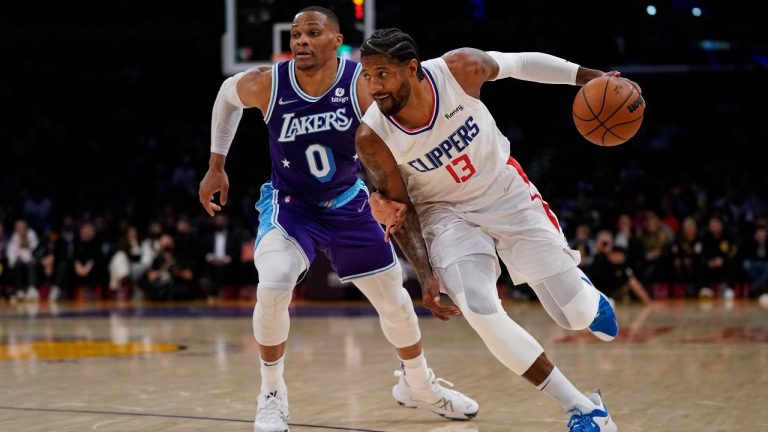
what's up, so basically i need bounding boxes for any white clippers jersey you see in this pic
[363,57,514,213]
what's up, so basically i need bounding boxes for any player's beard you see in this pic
[377,79,411,116]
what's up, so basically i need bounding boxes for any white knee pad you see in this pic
[530,266,599,330]
[437,256,544,376]
[351,262,421,348]
[252,230,307,346]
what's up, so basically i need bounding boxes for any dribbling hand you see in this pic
[199,169,229,217]
[602,70,642,95]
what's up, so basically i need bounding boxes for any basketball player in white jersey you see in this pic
[356,28,641,431]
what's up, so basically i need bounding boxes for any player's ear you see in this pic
[408,59,419,76]
[334,33,343,50]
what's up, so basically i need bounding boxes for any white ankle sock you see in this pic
[260,355,285,392]
[400,353,431,389]
[537,367,595,412]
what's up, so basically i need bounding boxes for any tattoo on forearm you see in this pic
[392,209,433,284]
[357,138,433,284]
[357,151,387,189]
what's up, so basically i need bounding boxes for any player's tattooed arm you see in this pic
[354,123,421,248]
[356,122,460,321]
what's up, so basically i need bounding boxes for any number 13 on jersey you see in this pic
[446,154,476,183]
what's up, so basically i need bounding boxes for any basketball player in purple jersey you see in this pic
[198,7,477,432]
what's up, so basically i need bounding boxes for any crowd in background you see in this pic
[2,1,766,304]
[2,160,768,304]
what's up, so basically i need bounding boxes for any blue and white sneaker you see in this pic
[588,292,618,342]
[567,389,617,432]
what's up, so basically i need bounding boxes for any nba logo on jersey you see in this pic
[332,87,349,104]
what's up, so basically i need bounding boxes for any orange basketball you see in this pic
[572,75,645,146]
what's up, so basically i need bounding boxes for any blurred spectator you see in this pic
[668,217,704,297]
[699,215,738,298]
[108,226,145,300]
[93,216,116,268]
[140,234,196,301]
[55,216,78,293]
[58,216,77,260]
[6,219,39,301]
[613,214,645,272]
[173,217,200,277]
[72,221,106,299]
[124,226,146,281]
[569,224,594,268]
[637,211,673,286]
[588,230,653,305]
[742,223,768,298]
[0,224,9,298]
[33,229,67,302]
[200,214,240,301]
[658,197,681,237]
[140,221,163,270]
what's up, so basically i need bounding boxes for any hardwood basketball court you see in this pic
[1,298,766,431]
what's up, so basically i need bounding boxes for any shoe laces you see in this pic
[566,409,592,432]
[394,370,455,390]
[433,376,455,390]
[257,391,288,424]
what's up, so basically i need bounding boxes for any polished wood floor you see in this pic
[1,297,767,431]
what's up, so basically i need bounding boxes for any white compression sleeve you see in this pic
[210,72,247,156]
[487,51,579,85]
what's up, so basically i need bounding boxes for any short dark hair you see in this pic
[297,6,340,31]
[360,28,425,80]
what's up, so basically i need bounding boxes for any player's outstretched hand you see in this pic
[199,169,229,217]
[369,192,407,242]
[422,276,461,321]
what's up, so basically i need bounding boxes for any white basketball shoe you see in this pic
[567,389,617,432]
[392,369,479,420]
[254,387,289,432]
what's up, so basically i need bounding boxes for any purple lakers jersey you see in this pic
[263,58,363,202]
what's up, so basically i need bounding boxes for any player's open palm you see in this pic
[199,169,229,217]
